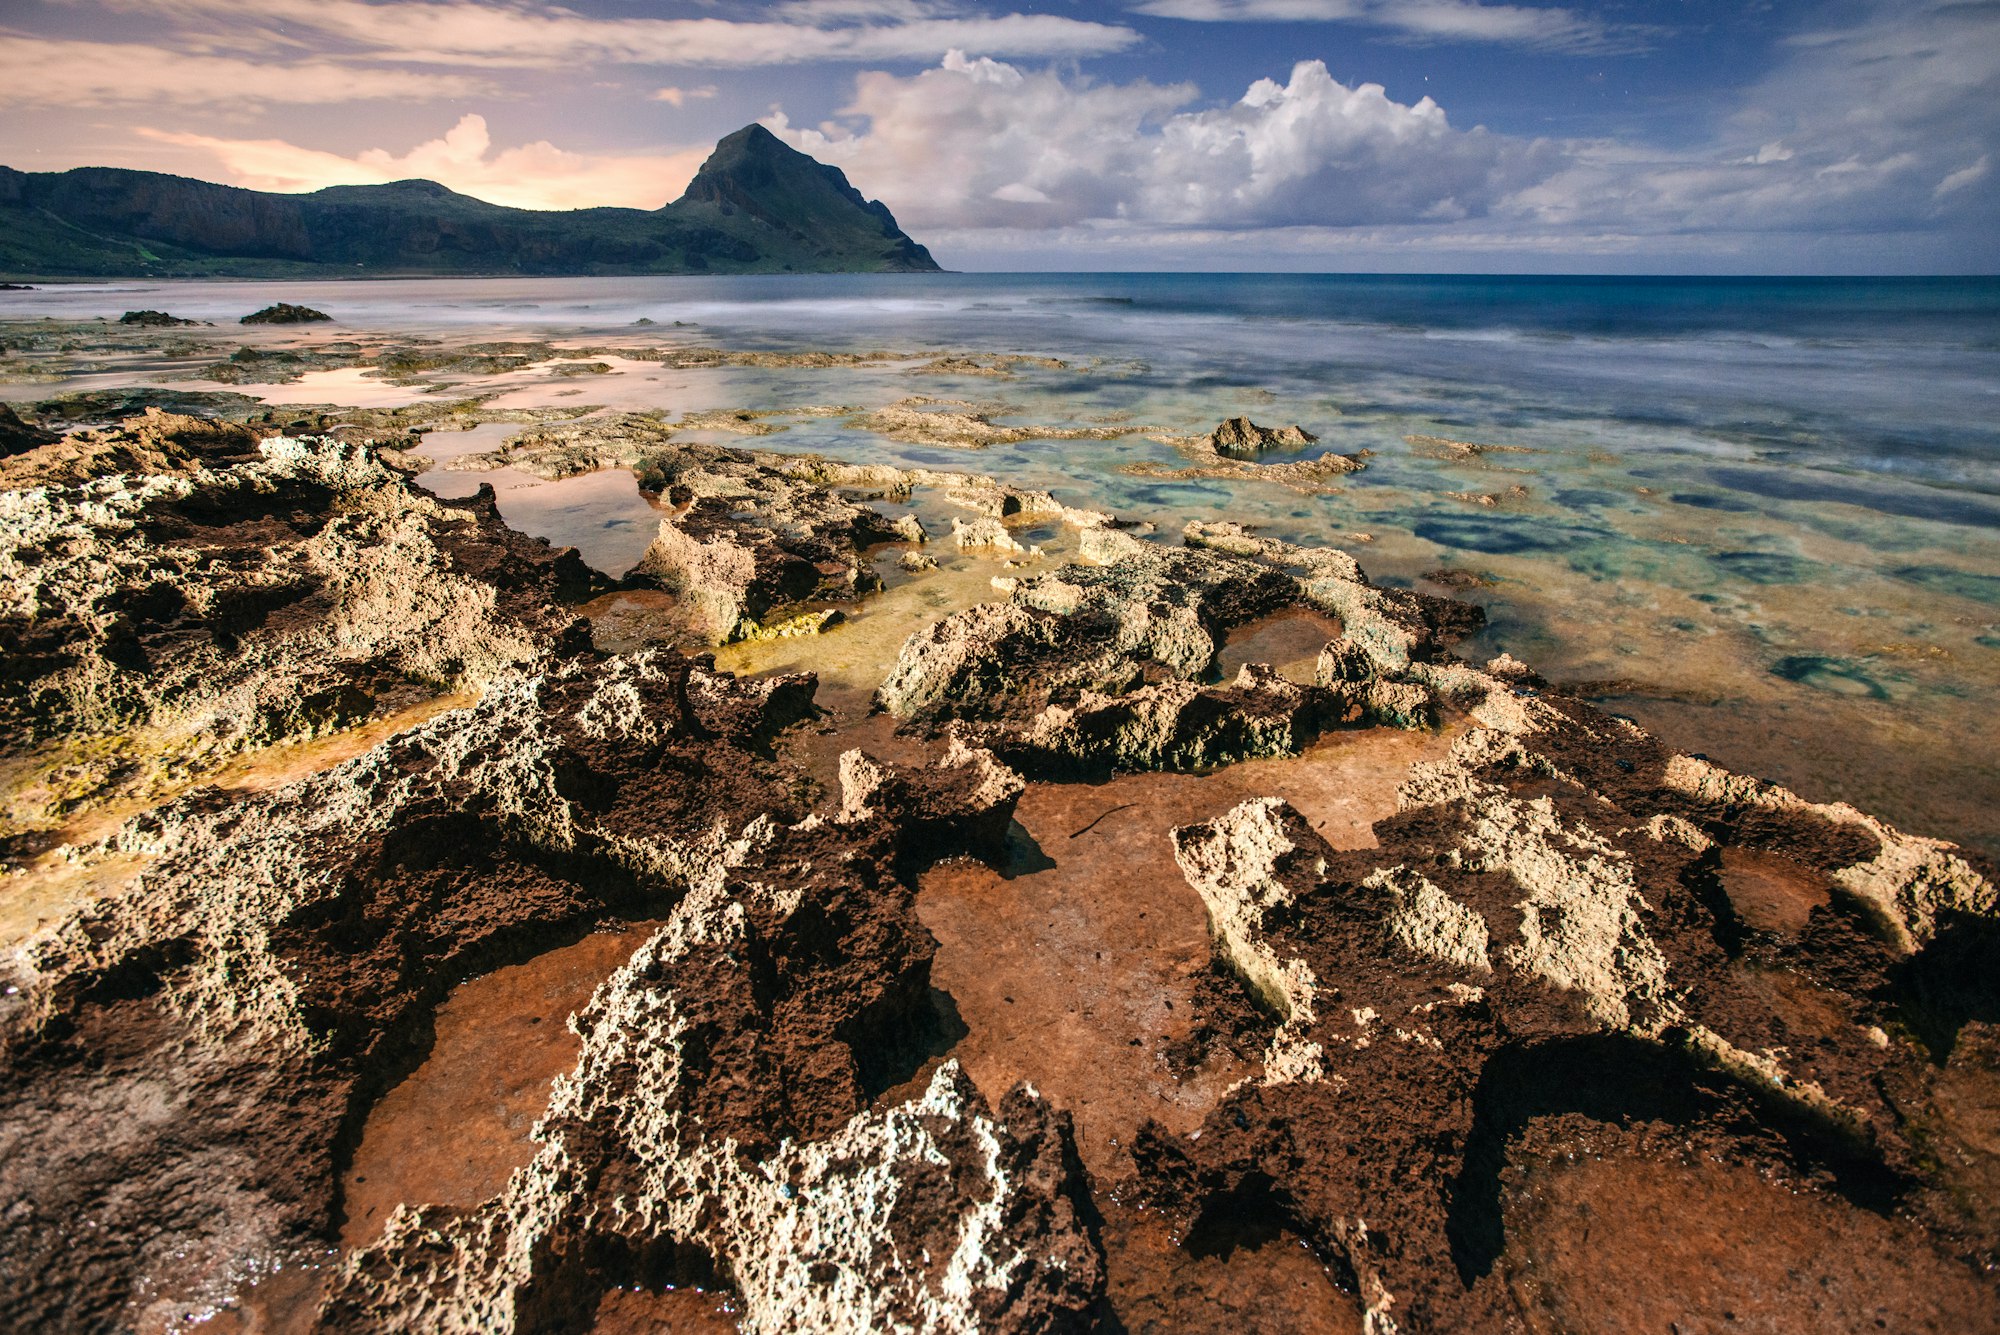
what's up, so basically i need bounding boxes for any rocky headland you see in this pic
[0,126,939,280]
[0,403,1994,1333]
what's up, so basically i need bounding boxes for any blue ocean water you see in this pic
[3,273,1996,850]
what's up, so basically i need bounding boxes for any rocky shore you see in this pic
[0,405,1995,1333]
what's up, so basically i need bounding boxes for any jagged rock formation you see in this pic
[627,439,925,643]
[1,409,1995,1334]
[0,411,592,848]
[0,125,939,278]
[321,734,1099,1334]
[0,647,1099,1330]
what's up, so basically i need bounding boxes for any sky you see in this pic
[1,0,1995,272]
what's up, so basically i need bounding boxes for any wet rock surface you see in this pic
[0,409,1994,1334]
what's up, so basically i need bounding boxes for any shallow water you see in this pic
[5,274,1996,855]
[410,424,667,576]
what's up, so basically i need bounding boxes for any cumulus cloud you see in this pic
[1127,0,1643,54]
[90,0,1143,69]
[0,34,490,107]
[772,52,1556,230]
[141,114,708,210]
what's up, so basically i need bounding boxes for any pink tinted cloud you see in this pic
[141,114,709,210]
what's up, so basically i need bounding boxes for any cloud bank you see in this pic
[768,0,1999,268]
[772,53,1557,230]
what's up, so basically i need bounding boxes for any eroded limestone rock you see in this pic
[1150,655,2000,1332]
[876,520,1478,777]
[0,421,591,843]
[0,646,1093,1331]
[1206,416,1317,459]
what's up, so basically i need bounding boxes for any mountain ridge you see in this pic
[0,124,941,279]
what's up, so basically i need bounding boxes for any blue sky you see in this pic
[2,0,1994,271]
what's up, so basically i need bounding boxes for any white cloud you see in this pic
[1935,154,1989,200]
[90,0,1143,69]
[0,34,490,107]
[1127,0,1643,53]
[652,85,718,107]
[772,51,1193,228]
[771,51,1554,230]
[140,114,709,210]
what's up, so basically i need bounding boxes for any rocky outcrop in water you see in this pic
[1206,416,1316,459]
[242,303,332,325]
[118,309,201,327]
[1126,420,1367,492]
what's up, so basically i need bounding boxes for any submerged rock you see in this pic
[846,396,1134,449]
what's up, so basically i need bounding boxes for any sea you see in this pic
[5,272,1997,856]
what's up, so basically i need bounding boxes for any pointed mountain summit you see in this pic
[0,125,941,278]
[673,125,937,273]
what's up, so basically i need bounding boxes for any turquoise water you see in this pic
[3,273,1995,854]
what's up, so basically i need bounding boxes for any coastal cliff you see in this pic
[0,125,940,279]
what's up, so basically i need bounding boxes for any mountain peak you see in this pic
[674,124,937,272]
